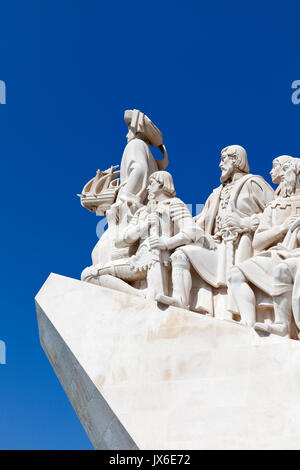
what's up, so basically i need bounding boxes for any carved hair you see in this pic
[149,171,176,197]
[221,145,249,174]
[273,155,300,172]
[274,155,300,197]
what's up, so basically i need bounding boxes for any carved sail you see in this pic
[78,165,120,215]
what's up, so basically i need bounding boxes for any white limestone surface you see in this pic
[36,273,300,450]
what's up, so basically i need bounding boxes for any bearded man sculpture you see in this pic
[157,145,274,315]
[228,155,300,337]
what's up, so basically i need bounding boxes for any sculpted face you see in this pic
[271,157,298,197]
[124,110,133,126]
[147,178,163,200]
[270,160,287,184]
[219,150,235,183]
[126,127,135,143]
[124,110,135,143]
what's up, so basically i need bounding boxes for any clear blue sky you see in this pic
[0,0,300,449]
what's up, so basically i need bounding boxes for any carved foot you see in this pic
[254,321,288,337]
[155,294,188,310]
[81,263,115,282]
[254,321,271,334]
[81,265,101,282]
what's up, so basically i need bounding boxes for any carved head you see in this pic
[271,155,300,197]
[147,171,176,201]
[219,145,249,183]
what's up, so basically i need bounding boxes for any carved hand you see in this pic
[199,234,217,250]
[290,216,300,232]
[223,214,243,230]
[147,213,160,227]
[110,199,122,213]
[106,208,116,226]
[281,215,300,233]
[148,235,168,250]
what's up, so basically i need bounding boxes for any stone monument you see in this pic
[36,110,300,449]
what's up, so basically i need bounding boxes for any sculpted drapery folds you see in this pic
[82,170,195,299]
[228,155,300,337]
[81,109,169,279]
[79,109,300,342]
[117,109,168,210]
[157,145,274,315]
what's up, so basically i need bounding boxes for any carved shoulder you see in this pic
[169,197,193,220]
[245,175,275,207]
[247,175,274,195]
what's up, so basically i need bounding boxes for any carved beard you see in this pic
[278,169,297,197]
[220,166,234,183]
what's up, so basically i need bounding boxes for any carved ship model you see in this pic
[78,165,120,216]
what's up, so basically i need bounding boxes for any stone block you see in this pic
[35,273,300,449]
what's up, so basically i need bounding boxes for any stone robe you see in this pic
[237,194,300,296]
[119,197,195,273]
[118,138,159,207]
[91,138,159,268]
[179,174,274,314]
[109,196,195,298]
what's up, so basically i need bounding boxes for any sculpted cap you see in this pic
[124,109,163,147]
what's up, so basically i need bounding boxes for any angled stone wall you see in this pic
[36,273,300,449]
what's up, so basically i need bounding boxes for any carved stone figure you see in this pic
[81,109,169,279]
[78,109,300,343]
[82,171,195,299]
[228,155,300,337]
[117,109,168,209]
[157,145,274,314]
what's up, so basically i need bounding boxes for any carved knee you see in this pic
[170,249,190,270]
[227,267,246,286]
[274,263,293,285]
